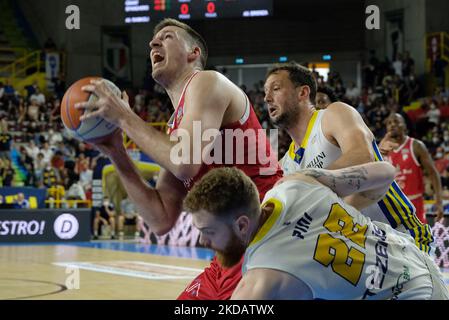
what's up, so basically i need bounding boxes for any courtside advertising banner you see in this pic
[0,209,91,242]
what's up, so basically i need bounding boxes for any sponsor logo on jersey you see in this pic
[306,151,326,169]
[291,212,313,240]
[363,224,390,299]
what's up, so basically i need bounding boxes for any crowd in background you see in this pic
[0,48,448,208]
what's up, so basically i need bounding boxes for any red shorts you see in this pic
[177,256,243,300]
[411,197,426,224]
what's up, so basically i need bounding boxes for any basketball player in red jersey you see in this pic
[75,18,282,300]
[380,113,443,223]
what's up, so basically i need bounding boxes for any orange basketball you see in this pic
[61,77,121,142]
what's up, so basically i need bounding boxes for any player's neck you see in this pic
[393,134,407,145]
[288,106,316,147]
[248,205,274,244]
[165,68,200,107]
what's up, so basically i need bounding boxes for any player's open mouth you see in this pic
[268,106,278,117]
[152,53,165,65]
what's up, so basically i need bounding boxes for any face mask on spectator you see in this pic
[433,137,440,144]
[436,152,443,159]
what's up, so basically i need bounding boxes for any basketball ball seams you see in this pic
[77,117,105,138]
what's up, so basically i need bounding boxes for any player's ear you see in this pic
[297,85,311,102]
[234,215,250,236]
[187,46,201,64]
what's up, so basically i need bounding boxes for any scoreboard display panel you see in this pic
[124,0,273,23]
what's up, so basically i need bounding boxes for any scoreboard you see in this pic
[124,0,273,23]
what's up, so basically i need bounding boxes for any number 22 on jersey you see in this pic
[313,203,368,286]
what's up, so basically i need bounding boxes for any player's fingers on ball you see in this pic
[80,109,102,121]
[97,80,110,92]
[74,101,91,109]
[81,84,96,93]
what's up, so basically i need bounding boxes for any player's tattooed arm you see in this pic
[300,167,368,193]
[300,162,395,210]
[279,162,395,210]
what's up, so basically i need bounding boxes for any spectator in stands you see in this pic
[18,145,35,186]
[0,82,4,103]
[334,80,346,100]
[41,163,60,188]
[315,86,338,110]
[0,158,14,186]
[119,196,141,239]
[392,52,403,78]
[49,98,61,122]
[0,121,11,159]
[92,196,117,240]
[134,89,146,108]
[3,81,15,98]
[345,81,360,103]
[25,140,40,161]
[51,150,65,172]
[54,140,75,161]
[78,164,92,190]
[33,152,46,181]
[65,180,86,208]
[53,75,66,100]
[435,147,449,175]
[427,101,441,125]
[74,153,89,173]
[27,98,40,122]
[433,57,448,88]
[76,142,97,159]
[402,51,415,78]
[14,193,30,209]
[40,141,54,164]
[29,87,45,106]
[16,97,27,124]
[47,126,63,147]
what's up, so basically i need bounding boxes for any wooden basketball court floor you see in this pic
[1,241,449,300]
[0,242,213,300]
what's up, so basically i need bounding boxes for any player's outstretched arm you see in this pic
[280,161,396,210]
[94,131,187,235]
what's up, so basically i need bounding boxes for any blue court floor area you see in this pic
[0,241,215,261]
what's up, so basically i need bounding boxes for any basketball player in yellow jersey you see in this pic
[264,62,433,253]
[185,165,449,300]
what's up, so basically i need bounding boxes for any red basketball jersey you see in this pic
[388,136,424,197]
[167,71,282,200]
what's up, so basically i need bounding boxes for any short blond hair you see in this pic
[154,18,208,69]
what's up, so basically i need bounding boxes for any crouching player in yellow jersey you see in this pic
[184,163,449,300]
